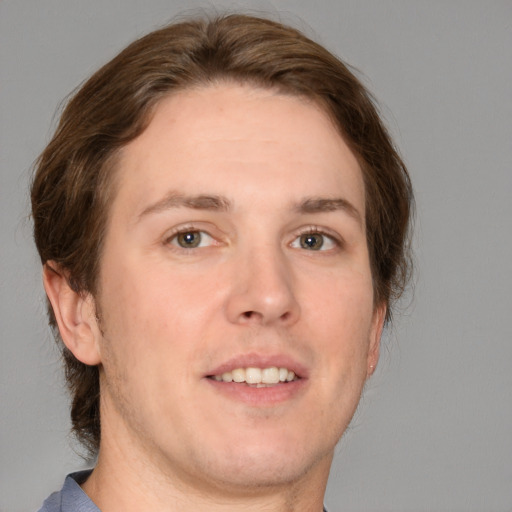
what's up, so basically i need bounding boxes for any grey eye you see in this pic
[291,231,337,251]
[300,233,324,250]
[177,231,201,248]
[170,230,214,249]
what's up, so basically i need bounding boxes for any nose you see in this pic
[224,244,300,327]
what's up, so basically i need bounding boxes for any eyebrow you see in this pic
[137,192,231,220]
[136,192,362,226]
[296,197,363,226]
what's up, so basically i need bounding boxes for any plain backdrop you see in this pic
[1,1,511,511]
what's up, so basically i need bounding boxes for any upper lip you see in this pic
[206,352,309,379]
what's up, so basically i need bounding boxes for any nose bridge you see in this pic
[225,237,300,326]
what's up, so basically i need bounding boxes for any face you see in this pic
[92,84,384,494]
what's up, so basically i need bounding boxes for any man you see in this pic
[32,13,413,512]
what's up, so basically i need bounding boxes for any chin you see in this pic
[186,430,334,493]
[199,457,323,493]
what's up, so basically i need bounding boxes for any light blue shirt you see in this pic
[37,471,99,512]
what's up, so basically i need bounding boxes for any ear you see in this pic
[366,302,386,378]
[43,262,102,365]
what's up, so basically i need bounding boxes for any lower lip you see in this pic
[205,378,307,406]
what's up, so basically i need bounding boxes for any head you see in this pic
[32,13,412,463]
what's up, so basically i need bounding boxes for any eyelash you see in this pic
[290,226,343,252]
[164,225,343,252]
[164,225,216,250]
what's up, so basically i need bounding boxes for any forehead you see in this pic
[112,83,365,218]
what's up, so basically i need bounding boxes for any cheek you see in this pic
[297,272,375,443]
[305,265,374,331]
[98,256,219,359]
[303,268,375,377]
[96,268,187,415]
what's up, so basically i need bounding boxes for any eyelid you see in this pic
[170,230,214,248]
[290,226,344,251]
[163,223,219,250]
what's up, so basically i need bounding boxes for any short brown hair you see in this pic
[31,13,413,454]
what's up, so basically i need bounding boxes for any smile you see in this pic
[210,367,297,386]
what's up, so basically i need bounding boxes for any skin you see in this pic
[44,83,385,512]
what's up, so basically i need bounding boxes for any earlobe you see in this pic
[42,262,102,366]
[367,303,386,378]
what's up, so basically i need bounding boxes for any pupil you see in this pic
[301,233,323,250]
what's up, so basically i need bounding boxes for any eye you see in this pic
[168,230,214,249]
[291,231,338,251]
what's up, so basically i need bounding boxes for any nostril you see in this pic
[241,310,291,322]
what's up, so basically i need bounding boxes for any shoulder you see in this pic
[36,471,98,512]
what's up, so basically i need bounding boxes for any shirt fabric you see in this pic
[37,471,99,512]
[37,471,328,511]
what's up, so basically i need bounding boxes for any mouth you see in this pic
[205,354,308,405]
[208,366,299,387]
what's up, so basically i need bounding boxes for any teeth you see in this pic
[245,367,262,384]
[232,368,245,383]
[262,367,280,384]
[212,367,297,385]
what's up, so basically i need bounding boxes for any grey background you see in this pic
[1,1,511,511]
